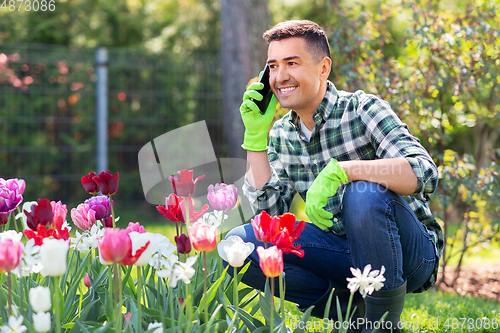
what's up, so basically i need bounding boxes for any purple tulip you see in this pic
[0,178,26,214]
[84,195,112,220]
[207,183,238,211]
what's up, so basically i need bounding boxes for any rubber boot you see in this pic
[361,281,407,333]
[298,280,365,333]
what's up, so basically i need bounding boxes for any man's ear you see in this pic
[320,57,332,80]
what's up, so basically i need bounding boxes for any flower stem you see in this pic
[115,264,123,333]
[279,273,285,317]
[109,195,116,228]
[270,277,275,333]
[185,282,192,333]
[136,266,142,331]
[233,266,239,328]
[203,251,208,324]
[7,273,12,315]
[53,276,62,333]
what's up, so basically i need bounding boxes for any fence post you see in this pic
[96,46,108,173]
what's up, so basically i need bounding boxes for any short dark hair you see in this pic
[263,20,331,62]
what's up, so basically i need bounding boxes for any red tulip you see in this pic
[92,171,119,196]
[156,193,209,224]
[169,169,204,197]
[81,172,99,194]
[0,213,8,226]
[256,246,283,278]
[0,239,23,273]
[251,211,275,244]
[188,221,217,252]
[270,213,305,258]
[25,199,53,231]
[175,233,192,254]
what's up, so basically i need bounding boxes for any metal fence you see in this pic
[0,43,223,207]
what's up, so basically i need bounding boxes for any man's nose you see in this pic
[275,66,290,83]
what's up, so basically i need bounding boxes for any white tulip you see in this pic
[147,322,163,333]
[32,312,51,333]
[128,232,155,267]
[217,235,255,268]
[29,286,51,313]
[39,239,69,277]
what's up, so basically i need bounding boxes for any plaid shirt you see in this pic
[243,81,443,292]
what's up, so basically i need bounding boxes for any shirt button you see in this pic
[313,158,317,164]
[333,217,338,222]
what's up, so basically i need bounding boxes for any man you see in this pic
[225,20,442,332]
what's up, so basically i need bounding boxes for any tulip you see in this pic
[0,178,25,214]
[102,216,113,228]
[50,200,68,230]
[33,312,51,333]
[0,239,23,273]
[39,238,69,277]
[156,193,209,224]
[256,246,283,278]
[207,183,238,211]
[29,286,52,313]
[269,213,305,257]
[84,273,91,288]
[174,233,191,254]
[92,170,119,196]
[147,322,163,333]
[127,231,153,266]
[97,228,131,264]
[25,199,53,231]
[0,213,8,226]
[169,169,204,197]
[81,172,99,194]
[217,235,254,268]
[188,221,217,252]
[84,196,112,220]
[71,204,96,231]
[124,312,132,322]
[250,211,274,244]
[125,222,146,234]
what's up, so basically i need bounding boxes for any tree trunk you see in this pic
[220,0,270,158]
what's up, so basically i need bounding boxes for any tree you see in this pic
[220,0,270,158]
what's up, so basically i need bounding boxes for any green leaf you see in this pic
[198,265,228,313]
[229,306,264,331]
[323,288,335,319]
[292,306,314,333]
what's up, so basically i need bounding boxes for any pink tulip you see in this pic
[207,183,238,211]
[256,246,283,278]
[0,178,26,214]
[98,228,132,264]
[125,222,146,234]
[84,273,91,288]
[71,204,96,231]
[0,239,23,273]
[51,200,68,230]
[188,221,217,252]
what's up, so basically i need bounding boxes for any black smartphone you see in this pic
[252,64,272,115]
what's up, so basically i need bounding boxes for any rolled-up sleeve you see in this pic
[358,93,438,202]
[242,135,296,216]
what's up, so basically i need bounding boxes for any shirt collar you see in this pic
[288,81,339,130]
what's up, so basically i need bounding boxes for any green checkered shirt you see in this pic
[243,81,443,292]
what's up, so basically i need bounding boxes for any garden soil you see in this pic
[438,263,500,302]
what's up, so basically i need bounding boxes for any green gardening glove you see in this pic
[240,81,278,151]
[305,159,349,230]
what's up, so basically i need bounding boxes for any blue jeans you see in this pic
[224,181,437,311]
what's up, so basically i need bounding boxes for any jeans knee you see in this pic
[341,181,395,232]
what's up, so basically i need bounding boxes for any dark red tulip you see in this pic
[92,171,119,196]
[81,172,99,194]
[0,213,8,226]
[25,198,53,231]
[103,216,113,228]
[169,169,204,197]
[175,233,192,254]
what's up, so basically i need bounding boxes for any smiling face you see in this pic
[267,37,331,116]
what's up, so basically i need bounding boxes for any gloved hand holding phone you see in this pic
[240,66,278,151]
[305,159,349,230]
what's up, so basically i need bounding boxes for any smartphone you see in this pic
[252,64,272,115]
